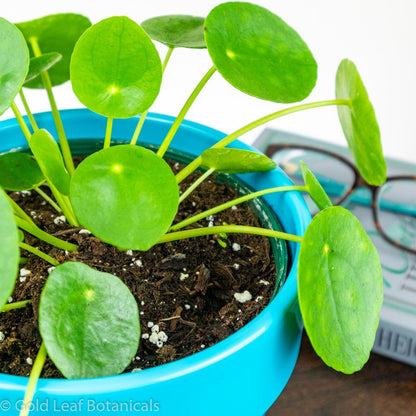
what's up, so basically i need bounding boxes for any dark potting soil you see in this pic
[0,159,282,378]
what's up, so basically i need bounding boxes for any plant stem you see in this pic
[130,112,148,146]
[157,66,217,158]
[34,187,62,213]
[29,37,75,175]
[19,90,39,132]
[48,182,78,226]
[104,117,114,149]
[130,47,175,146]
[19,342,47,416]
[176,99,352,184]
[5,193,35,225]
[19,242,59,266]
[171,185,307,231]
[159,224,303,245]
[162,46,174,72]
[1,300,31,312]
[179,168,215,203]
[14,216,78,252]
[10,102,31,141]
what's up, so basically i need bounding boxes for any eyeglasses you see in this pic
[265,143,416,255]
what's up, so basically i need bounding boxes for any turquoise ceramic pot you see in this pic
[0,109,310,416]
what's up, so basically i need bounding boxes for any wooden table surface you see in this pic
[266,332,416,416]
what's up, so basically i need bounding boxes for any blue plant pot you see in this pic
[0,109,310,416]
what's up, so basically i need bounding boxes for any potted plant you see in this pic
[0,2,384,415]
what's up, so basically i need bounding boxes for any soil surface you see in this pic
[0,159,284,378]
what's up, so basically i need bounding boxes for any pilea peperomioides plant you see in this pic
[0,2,384,414]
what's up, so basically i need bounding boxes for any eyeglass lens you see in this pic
[377,179,416,252]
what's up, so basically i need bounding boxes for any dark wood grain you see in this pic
[267,332,416,416]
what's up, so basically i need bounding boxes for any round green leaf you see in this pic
[142,15,206,49]
[70,16,162,118]
[298,206,383,374]
[70,145,179,250]
[0,190,20,309]
[0,17,29,115]
[25,52,62,84]
[336,59,386,186]
[300,161,332,211]
[39,262,140,379]
[204,2,317,103]
[16,13,91,88]
[0,152,45,191]
[201,148,276,173]
[29,129,70,195]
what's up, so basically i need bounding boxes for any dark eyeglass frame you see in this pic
[265,143,416,255]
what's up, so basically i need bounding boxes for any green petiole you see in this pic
[130,47,175,147]
[19,242,59,266]
[157,65,217,158]
[104,117,113,149]
[10,102,31,142]
[19,90,39,132]
[179,167,215,204]
[19,342,47,416]
[29,37,75,175]
[34,187,62,213]
[14,216,78,252]
[159,224,303,245]
[176,99,352,184]
[1,300,31,312]
[171,185,308,231]
[5,193,35,225]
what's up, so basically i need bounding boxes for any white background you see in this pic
[1,0,415,163]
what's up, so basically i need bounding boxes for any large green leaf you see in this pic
[201,148,276,173]
[142,15,206,49]
[0,17,29,115]
[25,52,62,84]
[336,59,386,186]
[70,145,179,250]
[70,16,162,118]
[16,13,91,88]
[300,161,332,211]
[298,206,383,373]
[0,152,45,191]
[29,129,70,195]
[204,2,317,103]
[39,262,140,379]
[0,190,20,309]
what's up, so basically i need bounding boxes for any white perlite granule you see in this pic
[53,215,66,225]
[232,243,241,251]
[19,268,31,277]
[234,290,252,303]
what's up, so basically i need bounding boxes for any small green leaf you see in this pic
[0,152,45,191]
[70,145,179,250]
[29,129,70,195]
[70,16,162,118]
[25,52,62,84]
[298,206,383,374]
[336,59,386,186]
[39,262,140,379]
[0,190,20,309]
[16,13,91,88]
[0,17,29,115]
[300,161,332,211]
[204,2,317,103]
[142,15,206,49]
[201,148,276,173]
